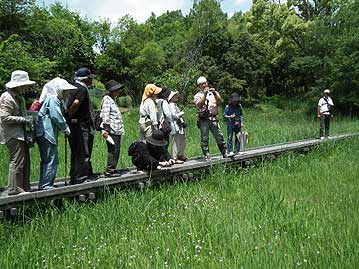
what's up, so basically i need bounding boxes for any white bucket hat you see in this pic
[168,91,178,102]
[5,70,36,89]
[197,76,207,85]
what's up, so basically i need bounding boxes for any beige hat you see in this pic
[324,89,331,94]
[6,70,36,89]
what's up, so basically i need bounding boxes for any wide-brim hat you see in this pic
[105,80,125,92]
[158,88,171,99]
[75,67,96,80]
[146,130,168,147]
[142,84,162,101]
[231,93,240,102]
[168,91,178,101]
[6,70,36,89]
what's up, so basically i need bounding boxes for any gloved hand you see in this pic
[64,127,71,136]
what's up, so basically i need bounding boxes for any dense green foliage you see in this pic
[1,0,359,110]
[0,105,359,268]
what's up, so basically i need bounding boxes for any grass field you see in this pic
[0,100,358,268]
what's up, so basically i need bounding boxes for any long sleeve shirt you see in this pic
[168,102,185,135]
[100,95,124,136]
[223,104,243,127]
[35,96,68,145]
[139,98,158,126]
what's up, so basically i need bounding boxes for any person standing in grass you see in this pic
[168,91,186,163]
[0,70,36,195]
[139,84,162,140]
[193,76,227,160]
[224,93,244,157]
[100,80,125,177]
[317,89,334,139]
[66,67,96,185]
[35,78,75,190]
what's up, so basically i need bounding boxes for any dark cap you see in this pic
[158,88,171,99]
[146,130,168,147]
[105,80,124,92]
[75,67,96,79]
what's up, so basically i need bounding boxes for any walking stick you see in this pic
[64,135,68,186]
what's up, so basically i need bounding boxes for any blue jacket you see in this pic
[223,104,243,127]
[35,96,68,145]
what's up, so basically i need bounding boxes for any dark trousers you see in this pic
[68,122,94,182]
[227,124,241,153]
[6,139,30,191]
[106,134,121,173]
[199,119,226,155]
[320,114,331,137]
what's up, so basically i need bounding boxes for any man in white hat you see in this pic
[0,70,36,195]
[317,89,334,139]
[193,76,226,160]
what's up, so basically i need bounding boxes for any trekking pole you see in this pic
[64,135,68,186]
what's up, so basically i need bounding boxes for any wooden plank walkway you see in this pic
[0,133,358,212]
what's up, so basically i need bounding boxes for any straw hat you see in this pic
[5,70,35,89]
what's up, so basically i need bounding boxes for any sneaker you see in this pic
[175,159,185,164]
[327,136,332,139]
[227,151,235,157]
[203,153,211,161]
[8,187,28,196]
[320,137,325,140]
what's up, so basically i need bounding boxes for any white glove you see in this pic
[106,136,115,145]
[64,127,71,136]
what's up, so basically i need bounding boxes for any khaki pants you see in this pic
[6,139,30,191]
[171,134,186,159]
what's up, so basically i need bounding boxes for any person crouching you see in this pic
[35,78,74,190]
[128,130,175,171]
[100,80,125,177]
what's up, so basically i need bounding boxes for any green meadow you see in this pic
[0,101,358,268]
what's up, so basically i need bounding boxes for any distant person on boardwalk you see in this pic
[139,84,162,140]
[317,89,334,139]
[224,93,243,157]
[66,67,96,185]
[128,130,175,171]
[156,88,173,146]
[168,91,186,163]
[193,76,227,160]
[0,70,36,195]
[35,78,75,190]
[100,80,125,177]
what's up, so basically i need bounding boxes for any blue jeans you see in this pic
[227,124,241,153]
[36,136,59,189]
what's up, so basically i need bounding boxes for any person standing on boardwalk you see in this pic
[35,78,75,190]
[156,88,173,146]
[193,76,226,160]
[317,89,334,139]
[100,80,125,177]
[168,91,186,163]
[66,67,96,185]
[0,70,36,195]
[224,93,244,157]
[139,84,162,140]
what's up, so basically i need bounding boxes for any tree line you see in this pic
[0,0,358,113]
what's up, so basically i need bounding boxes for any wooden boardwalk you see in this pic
[0,133,358,215]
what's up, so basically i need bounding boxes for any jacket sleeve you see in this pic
[49,98,68,131]
[169,103,183,120]
[162,100,172,122]
[0,96,27,124]
[148,99,158,125]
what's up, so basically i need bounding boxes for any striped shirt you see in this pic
[100,95,124,135]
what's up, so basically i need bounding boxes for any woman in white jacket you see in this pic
[168,91,186,163]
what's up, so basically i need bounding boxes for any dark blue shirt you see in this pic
[223,104,243,127]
